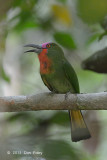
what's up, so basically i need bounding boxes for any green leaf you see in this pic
[14,20,38,32]
[98,30,107,40]
[1,66,10,83]
[9,9,38,32]
[50,111,69,125]
[86,32,107,45]
[54,32,76,49]
[86,34,100,45]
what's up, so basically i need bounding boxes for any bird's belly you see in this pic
[51,80,72,93]
[42,73,75,93]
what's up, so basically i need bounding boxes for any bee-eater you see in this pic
[24,42,91,142]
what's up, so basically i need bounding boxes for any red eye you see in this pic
[46,44,51,48]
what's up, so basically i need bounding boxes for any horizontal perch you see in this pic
[0,92,107,112]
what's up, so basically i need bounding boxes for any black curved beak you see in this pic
[24,44,43,54]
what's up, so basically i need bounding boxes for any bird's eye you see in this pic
[46,44,51,48]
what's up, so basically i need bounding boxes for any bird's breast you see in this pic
[38,50,53,74]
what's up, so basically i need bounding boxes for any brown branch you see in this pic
[0,92,107,112]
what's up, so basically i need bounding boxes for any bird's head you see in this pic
[24,42,64,59]
[24,42,64,74]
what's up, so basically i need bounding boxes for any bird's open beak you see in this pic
[24,44,43,54]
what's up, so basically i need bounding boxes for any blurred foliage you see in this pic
[0,65,10,82]
[52,4,72,26]
[0,0,13,20]
[86,34,100,46]
[54,32,76,49]
[8,1,38,33]
[56,0,67,4]
[101,16,107,30]
[41,140,82,160]
[98,30,107,41]
[82,47,107,73]
[77,0,107,24]
[12,0,37,8]
[50,111,69,125]
[6,111,89,160]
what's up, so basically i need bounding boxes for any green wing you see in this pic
[63,59,80,93]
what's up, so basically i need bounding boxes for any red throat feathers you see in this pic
[38,49,52,74]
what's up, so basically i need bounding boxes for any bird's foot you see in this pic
[49,91,58,97]
[65,91,71,100]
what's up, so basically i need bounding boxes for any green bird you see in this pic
[25,42,91,142]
